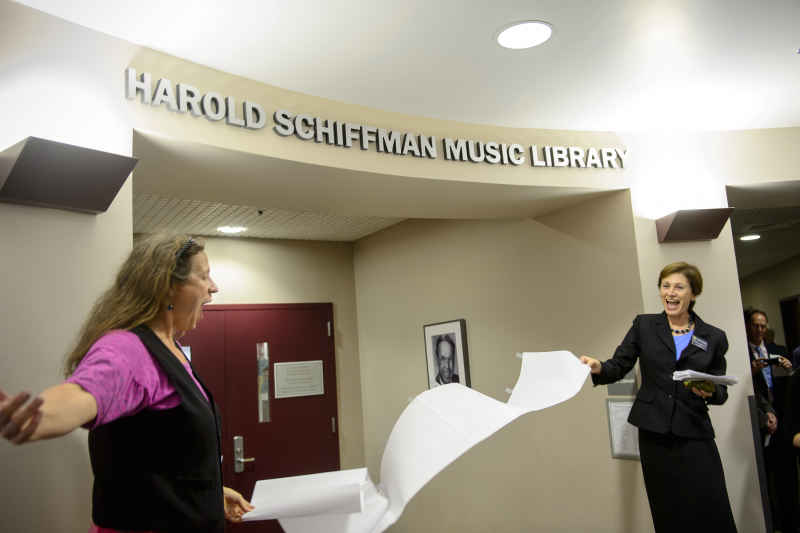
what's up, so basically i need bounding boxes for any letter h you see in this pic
[125,67,152,104]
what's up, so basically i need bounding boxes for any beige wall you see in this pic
[741,254,800,348]
[0,198,132,533]
[199,236,364,469]
[0,4,134,532]
[620,129,800,220]
[354,192,657,532]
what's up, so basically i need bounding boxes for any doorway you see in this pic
[780,295,800,358]
[728,181,800,533]
[181,303,340,532]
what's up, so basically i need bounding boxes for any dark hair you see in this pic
[435,336,456,360]
[745,308,768,325]
[658,262,702,312]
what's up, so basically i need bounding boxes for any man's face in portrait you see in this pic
[437,339,455,383]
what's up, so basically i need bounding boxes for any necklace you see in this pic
[671,320,694,334]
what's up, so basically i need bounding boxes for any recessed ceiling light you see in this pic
[739,234,760,241]
[217,226,247,234]
[496,21,553,50]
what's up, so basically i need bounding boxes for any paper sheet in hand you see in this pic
[245,468,369,520]
[672,370,738,385]
[246,350,590,533]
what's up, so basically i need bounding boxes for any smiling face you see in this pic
[170,251,218,332]
[659,272,695,322]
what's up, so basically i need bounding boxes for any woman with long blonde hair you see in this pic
[0,233,253,532]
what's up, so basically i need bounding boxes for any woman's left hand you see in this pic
[223,486,255,522]
[691,383,714,399]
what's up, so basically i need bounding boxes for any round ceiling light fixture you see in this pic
[217,226,247,234]
[739,234,761,241]
[496,21,553,49]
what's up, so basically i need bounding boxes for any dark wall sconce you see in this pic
[655,208,734,243]
[0,137,138,214]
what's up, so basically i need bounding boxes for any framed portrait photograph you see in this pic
[423,319,470,389]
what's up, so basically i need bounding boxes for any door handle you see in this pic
[233,435,255,473]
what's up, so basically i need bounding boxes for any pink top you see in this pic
[67,330,208,429]
[66,329,210,533]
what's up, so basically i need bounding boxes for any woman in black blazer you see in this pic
[581,262,737,532]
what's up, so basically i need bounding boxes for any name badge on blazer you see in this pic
[691,336,709,351]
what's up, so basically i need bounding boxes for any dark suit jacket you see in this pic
[749,343,774,409]
[787,373,800,447]
[749,342,786,420]
[751,342,792,439]
[592,312,729,439]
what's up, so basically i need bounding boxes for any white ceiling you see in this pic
[15,0,800,132]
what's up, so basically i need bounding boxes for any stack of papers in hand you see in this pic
[672,370,738,386]
[246,469,369,521]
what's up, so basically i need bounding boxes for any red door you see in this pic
[181,303,340,532]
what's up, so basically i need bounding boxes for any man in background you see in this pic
[747,309,796,532]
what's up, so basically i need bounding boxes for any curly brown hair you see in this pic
[64,233,205,377]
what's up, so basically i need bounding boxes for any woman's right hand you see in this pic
[579,356,602,375]
[0,389,43,445]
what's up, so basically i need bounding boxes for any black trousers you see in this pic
[765,440,799,532]
[638,428,737,532]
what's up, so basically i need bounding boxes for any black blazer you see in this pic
[592,312,729,439]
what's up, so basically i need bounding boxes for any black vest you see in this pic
[89,325,224,532]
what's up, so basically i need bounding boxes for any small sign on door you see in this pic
[274,361,324,399]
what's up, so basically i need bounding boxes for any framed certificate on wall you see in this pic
[606,398,640,460]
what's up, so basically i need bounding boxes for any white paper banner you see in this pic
[244,350,590,533]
